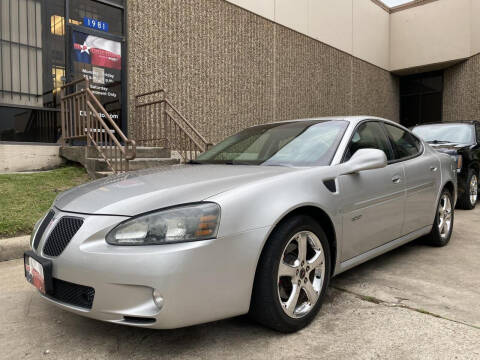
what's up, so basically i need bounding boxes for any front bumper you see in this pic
[30,209,270,329]
[456,171,468,198]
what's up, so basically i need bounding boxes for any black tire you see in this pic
[424,189,454,247]
[249,215,331,333]
[457,169,478,210]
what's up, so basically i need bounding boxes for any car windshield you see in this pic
[412,124,475,144]
[195,120,348,166]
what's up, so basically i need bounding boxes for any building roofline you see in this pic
[370,0,391,13]
[371,0,441,14]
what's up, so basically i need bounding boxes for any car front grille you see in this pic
[33,210,55,250]
[51,278,95,309]
[43,217,84,257]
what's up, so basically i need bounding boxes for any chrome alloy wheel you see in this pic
[470,175,478,206]
[277,231,326,319]
[438,194,453,239]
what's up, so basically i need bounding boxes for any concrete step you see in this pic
[135,147,171,158]
[87,146,170,159]
[86,157,180,171]
[94,171,114,179]
[60,146,86,166]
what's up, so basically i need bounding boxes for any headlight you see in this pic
[106,203,220,245]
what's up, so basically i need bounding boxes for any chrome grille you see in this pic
[43,217,84,257]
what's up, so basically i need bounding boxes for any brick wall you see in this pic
[127,0,399,143]
[443,54,480,122]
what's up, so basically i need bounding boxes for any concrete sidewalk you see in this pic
[1,258,478,360]
[0,209,479,359]
[333,207,480,328]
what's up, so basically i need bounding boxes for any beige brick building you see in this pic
[1,0,480,151]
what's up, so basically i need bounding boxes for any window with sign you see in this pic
[0,0,126,143]
[69,0,124,36]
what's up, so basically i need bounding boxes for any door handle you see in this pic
[392,175,402,184]
[430,166,438,172]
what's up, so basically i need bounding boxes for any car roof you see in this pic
[267,116,395,126]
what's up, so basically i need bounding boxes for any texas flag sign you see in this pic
[73,31,121,70]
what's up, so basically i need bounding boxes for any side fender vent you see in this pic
[323,179,337,193]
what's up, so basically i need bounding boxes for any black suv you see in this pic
[412,121,480,210]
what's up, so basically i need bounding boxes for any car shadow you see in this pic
[330,236,433,300]
[47,306,295,357]
[40,283,346,356]
[332,238,429,285]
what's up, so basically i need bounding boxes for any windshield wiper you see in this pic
[223,160,256,165]
[427,140,451,144]
[188,160,255,165]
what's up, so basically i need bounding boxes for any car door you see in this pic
[339,121,406,261]
[383,123,439,234]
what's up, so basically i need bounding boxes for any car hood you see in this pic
[54,164,297,216]
[427,142,470,154]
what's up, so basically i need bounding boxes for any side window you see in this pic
[475,124,480,143]
[384,123,421,160]
[344,122,393,161]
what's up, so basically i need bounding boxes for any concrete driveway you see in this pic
[1,209,479,360]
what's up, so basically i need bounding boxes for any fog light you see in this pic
[153,289,164,310]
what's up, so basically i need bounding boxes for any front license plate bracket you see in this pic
[24,250,53,295]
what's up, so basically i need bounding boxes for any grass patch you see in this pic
[0,165,90,238]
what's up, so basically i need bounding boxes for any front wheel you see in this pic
[249,215,331,333]
[424,189,454,247]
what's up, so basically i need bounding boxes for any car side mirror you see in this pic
[340,148,387,175]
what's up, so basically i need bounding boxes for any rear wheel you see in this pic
[424,189,454,247]
[457,169,477,210]
[250,215,331,333]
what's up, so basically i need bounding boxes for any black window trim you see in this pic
[341,120,396,164]
[381,122,424,164]
[474,122,480,144]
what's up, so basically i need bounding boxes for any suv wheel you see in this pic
[458,169,477,210]
[425,189,454,247]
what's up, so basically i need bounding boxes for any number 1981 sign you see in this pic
[83,17,109,32]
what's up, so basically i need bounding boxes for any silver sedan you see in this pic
[24,116,457,332]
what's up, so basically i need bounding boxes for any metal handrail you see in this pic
[136,89,166,98]
[60,78,86,89]
[165,99,210,147]
[60,78,136,174]
[85,88,136,160]
[134,89,212,161]
[86,102,118,172]
[61,90,85,100]
[165,109,204,150]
